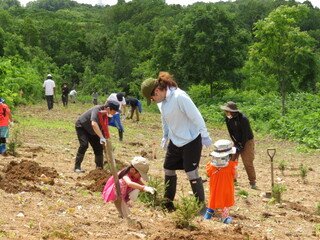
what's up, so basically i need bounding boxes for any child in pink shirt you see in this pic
[103,157,155,218]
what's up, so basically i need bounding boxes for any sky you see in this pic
[19,0,320,8]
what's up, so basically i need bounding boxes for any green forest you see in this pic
[1,0,319,149]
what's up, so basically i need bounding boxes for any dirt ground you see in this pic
[0,103,319,240]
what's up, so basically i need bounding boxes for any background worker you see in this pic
[61,83,69,107]
[0,97,13,155]
[43,74,56,110]
[141,72,212,215]
[92,91,98,105]
[125,97,141,121]
[105,92,126,141]
[69,89,77,103]
[220,101,257,189]
[74,100,120,173]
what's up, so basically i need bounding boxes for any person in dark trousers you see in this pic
[92,92,98,105]
[74,101,120,173]
[220,101,257,189]
[141,72,212,215]
[43,74,56,110]
[125,97,141,121]
[61,83,69,107]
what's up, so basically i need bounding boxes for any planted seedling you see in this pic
[278,160,287,175]
[272,184,287,203]
[172,195,201,230]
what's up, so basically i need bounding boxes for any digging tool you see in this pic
[98,111,126,218]
[266,148,276,198]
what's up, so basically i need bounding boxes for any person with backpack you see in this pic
[0,98,13,155]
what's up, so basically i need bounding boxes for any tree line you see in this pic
[0,0,319,111]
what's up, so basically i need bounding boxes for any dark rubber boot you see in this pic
[118,129,123,141]
[74,153,85,173]
[163,175,177,212]
[95,155,104,169]
[190,177,206,216]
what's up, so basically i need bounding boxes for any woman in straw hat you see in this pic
[220,101,257,189]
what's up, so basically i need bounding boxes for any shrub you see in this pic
[172,195,201,230]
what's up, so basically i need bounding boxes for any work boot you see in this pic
[163,175,177,212]
[74,153,85,173]
[118,129,123,141]
[190,177,207,216]
[95,155,104,169]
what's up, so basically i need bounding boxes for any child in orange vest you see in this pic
[204,139,238,224]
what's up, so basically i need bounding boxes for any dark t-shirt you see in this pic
[126,97,138,108]
[75,105,105,135]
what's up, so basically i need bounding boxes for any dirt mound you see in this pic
[5,160,59,180]
[82,168,111,192]
[0,160,58,194]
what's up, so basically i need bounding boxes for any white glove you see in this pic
[161,137,168,151]
[202,136,212,148]
[100,136,106,145]
[144,186,155,194]
[9,121,14,127]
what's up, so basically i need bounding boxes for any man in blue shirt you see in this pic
[141,72,212,215]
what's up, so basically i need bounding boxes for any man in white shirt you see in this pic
[105,92,126,141]
[43,74,56,110]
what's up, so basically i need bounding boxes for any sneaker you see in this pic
[74,168,85,173]
[222,216,232,224]
[250,184,257,190]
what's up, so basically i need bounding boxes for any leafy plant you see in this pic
[7,129,21,157]
[278,160,287,175]
[316,223,320,238]
[237,190,249,198]
[138,176,165,207]
[299,164,308,181]
[272,184,287,203]
[172,195,201,230]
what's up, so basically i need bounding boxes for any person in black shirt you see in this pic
[125,97,141,121]
[61,83,69,107]
[220,101,257,189]
[74,101,120,173]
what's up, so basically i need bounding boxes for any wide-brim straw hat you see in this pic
[220,101,240,112]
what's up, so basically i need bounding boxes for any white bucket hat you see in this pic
[210,139,236,158]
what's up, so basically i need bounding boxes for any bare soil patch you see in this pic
[0,103,319,239]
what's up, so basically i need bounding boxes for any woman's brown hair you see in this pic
[156,72,178,90]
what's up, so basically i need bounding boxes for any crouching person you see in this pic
[102,157,155,218]
[204,139,238,224]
